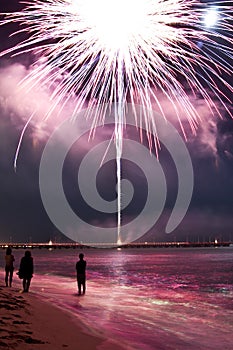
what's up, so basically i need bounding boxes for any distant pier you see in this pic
[0,241,232,250]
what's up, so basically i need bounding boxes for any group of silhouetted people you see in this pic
[4,248,86,295]
[4,247,34,292]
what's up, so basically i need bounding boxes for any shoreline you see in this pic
[1,248,233,350]
[0,285,125,350]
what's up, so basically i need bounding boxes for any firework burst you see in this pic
[1,1,232,130]
[1,0,233,242]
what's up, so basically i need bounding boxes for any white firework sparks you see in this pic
[1,0,233,242]
[1,1,232,129]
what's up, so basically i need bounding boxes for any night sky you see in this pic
[0,0,232,243]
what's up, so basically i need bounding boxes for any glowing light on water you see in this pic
[1,0,233,242]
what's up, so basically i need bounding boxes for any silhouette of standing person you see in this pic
[5,247,15,287]
[19,251,34,293]
[76,253,86,295]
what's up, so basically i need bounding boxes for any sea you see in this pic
[1,247,233,349]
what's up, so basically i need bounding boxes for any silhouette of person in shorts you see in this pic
[76,253,86,295]
[5,247,15,287]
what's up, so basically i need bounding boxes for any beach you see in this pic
[0,285,123,350]
[1,247,233,350]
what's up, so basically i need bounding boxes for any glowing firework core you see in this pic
[77,0,147,52]
[204,7,218,28]
[70,0,190,60]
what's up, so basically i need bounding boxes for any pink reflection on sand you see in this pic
[1,248,233,349]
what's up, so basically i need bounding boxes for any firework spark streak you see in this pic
[1,0,233,242]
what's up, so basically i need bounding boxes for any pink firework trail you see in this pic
[0,0,233,243]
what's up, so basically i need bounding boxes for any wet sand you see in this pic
[0,285,124,350]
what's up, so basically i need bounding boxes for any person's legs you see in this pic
[9,269,13,287]
[25,278,31,292]
[83,279,86,294]
[5,268,9,287]
[77,280,81,295]
[23,278,27,291]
